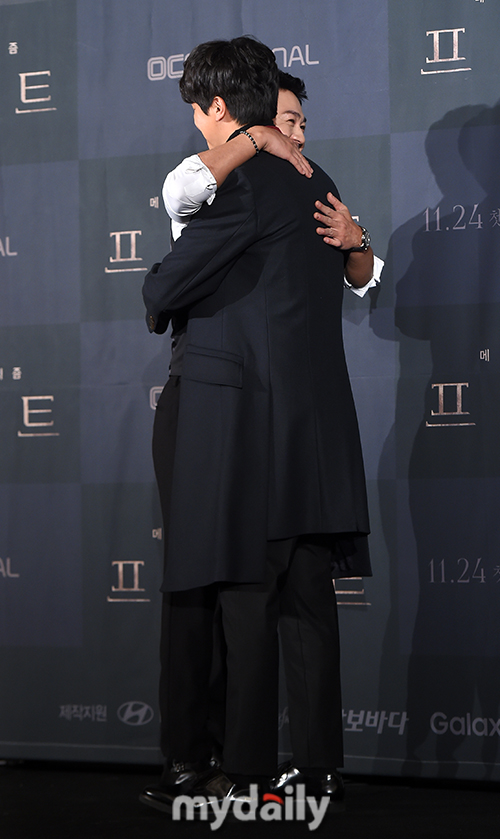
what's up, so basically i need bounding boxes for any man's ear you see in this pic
[211,96,228,121]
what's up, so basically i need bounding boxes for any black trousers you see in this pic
[154,378,225,762]
[220,535,343,775]
[153,377,343,775]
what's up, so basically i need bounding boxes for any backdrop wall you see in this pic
[1,0,499,781]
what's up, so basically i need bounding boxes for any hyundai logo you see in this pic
[117,701,154,726]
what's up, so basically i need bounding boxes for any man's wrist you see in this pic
[350,226,371,252]
[242,124,278,150]
[249,126,264,142]
[237,129,260,155]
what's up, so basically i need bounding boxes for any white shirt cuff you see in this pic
[345,254,384,297]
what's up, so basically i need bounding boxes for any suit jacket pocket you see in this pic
[182,346,243,388]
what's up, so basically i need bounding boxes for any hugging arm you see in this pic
[314,192,383,292]
[163,127,312,227]
[144,171,257,332]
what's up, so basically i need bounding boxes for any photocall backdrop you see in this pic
[0,0,499,782]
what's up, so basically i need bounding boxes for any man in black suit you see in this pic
[141,36,372,814]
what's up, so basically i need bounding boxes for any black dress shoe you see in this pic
[140,758,219,813]
[141,764,260,821]
[139,763,240,819]
[270,761,345,812]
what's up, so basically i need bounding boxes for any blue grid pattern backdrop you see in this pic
[1,0,499,780]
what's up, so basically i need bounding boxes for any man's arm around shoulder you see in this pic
[143,168,257,333]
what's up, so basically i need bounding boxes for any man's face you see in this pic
[274,89,306,151]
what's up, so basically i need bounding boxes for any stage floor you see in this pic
[1,760,498,838]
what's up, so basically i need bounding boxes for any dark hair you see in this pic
[180,36,279,125]
[278,71,308,104]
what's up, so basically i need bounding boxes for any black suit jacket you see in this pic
[143,153,370,591]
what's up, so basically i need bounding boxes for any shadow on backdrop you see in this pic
[370,102,500,780]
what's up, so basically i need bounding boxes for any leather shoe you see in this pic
[270,761,345,812]
[141,762,264,821]
[140,758,221,813]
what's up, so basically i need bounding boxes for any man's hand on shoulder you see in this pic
[314,192,362,249]
[252,126,313,178]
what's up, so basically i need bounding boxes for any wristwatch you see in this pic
[350,226,371,252]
